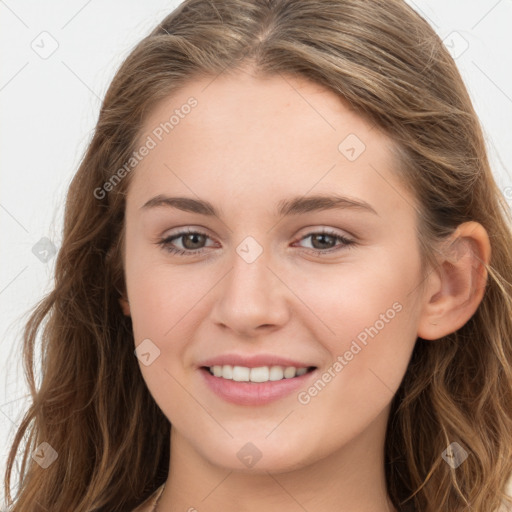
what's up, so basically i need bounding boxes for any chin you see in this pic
[196,438,319,475]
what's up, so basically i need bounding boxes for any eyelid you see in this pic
[294,225,356,242]
[158,226,214,243]
[157,226,356,257]
[291,228,355,251]
[159,227,215,251]
[160,225,354,243]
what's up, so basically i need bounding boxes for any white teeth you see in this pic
[269,366,284,381]
[249,366,269,382]
[283,366,297,379]
[232,366,250,382]
[208,364,311,382]
[222,365,233,379]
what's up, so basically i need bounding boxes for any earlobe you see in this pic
[119,297,131,316]
[417,221,491,341]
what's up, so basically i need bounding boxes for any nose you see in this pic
[210,247,290,337]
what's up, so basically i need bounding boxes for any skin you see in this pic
[119,68,491,512]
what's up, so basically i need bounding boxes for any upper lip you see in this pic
[198,353,317,369]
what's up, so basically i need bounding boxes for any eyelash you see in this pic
[156,228,355,257]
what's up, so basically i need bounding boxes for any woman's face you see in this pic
[121,70,429,472]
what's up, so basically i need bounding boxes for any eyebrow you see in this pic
[140,193,378,217]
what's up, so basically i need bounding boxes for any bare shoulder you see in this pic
[131,484,165,512]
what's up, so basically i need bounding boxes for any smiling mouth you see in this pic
[201,365,317,383]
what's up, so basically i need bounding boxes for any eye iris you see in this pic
[183,233,206,250]
[171,231,344,252]
[311,233,335,250]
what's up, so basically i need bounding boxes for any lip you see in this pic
[197,353,316,369]
[198,366,318,406]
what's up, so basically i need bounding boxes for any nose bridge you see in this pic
[227,241,276,311]
[211,235,289,334]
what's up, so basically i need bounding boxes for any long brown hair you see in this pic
[4,1,512,510]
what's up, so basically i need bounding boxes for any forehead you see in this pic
[138,70,378,151]
[128,70,411,218]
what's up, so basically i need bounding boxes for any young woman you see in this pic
[4,1,512,511]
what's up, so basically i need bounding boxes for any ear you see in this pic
[119,296,131,316]
[417,221,491,340]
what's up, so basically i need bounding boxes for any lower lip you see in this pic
[199,367,317,406]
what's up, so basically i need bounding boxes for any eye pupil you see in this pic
[312,233,335,250]
[161,230,352,257]
[183,233,205,249]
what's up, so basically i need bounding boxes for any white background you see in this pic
[1,0,511,507]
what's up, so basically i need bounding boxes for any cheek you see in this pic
[295,250,421,389]
[126,272,175,340]
[124,259,215,387]
[297,248,419,334]
[124,241,200,340]
[292,277,418,446]
[125,262,201,420]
